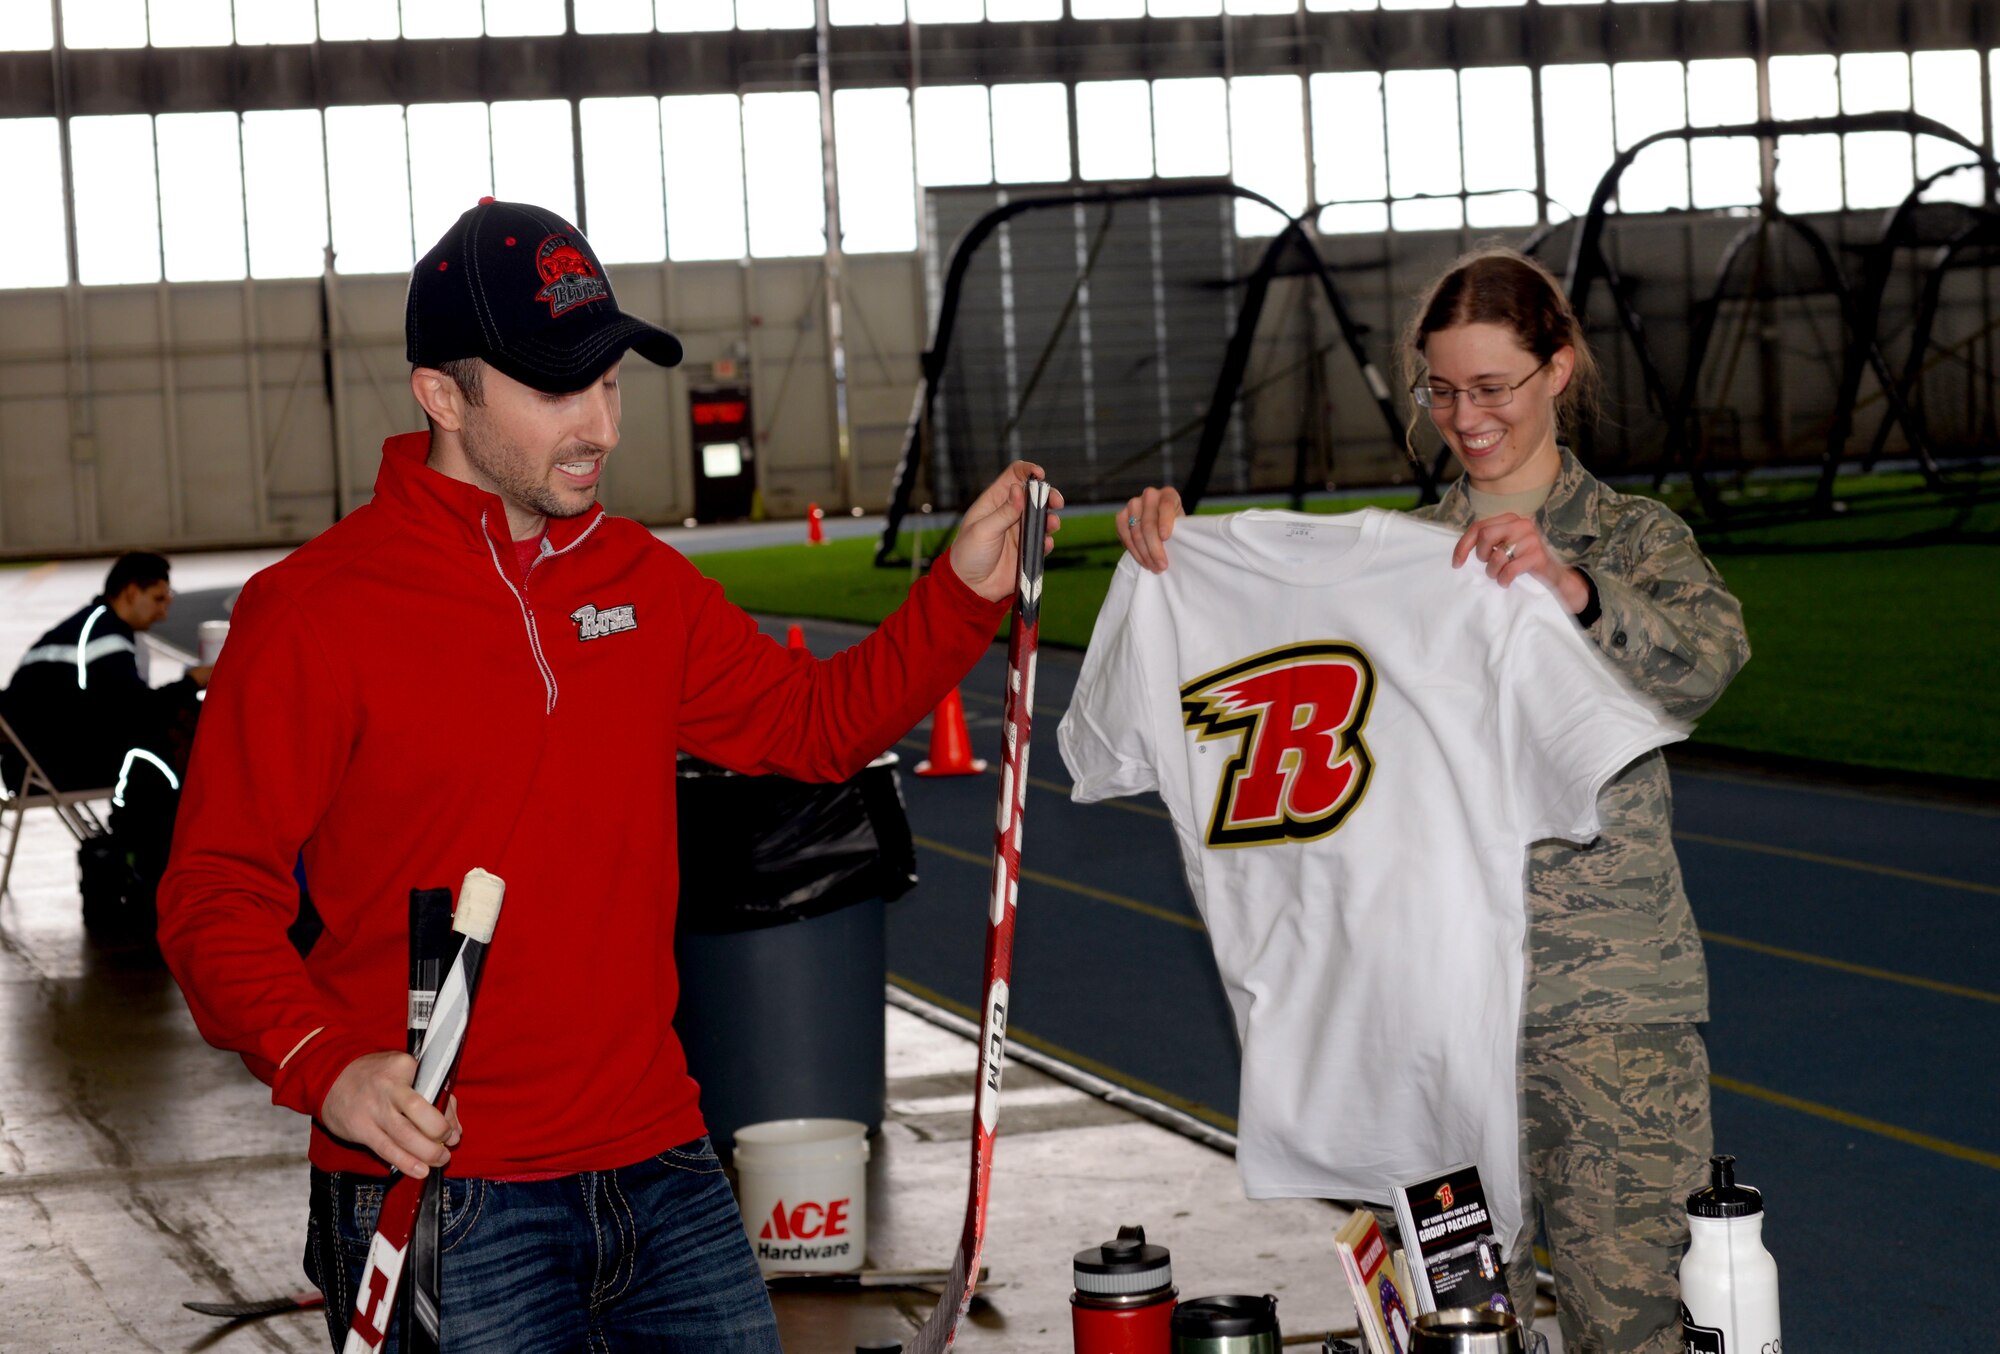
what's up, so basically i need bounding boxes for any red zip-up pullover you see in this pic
[156,431,1008,1177]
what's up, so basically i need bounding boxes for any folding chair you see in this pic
[0,710,113,900]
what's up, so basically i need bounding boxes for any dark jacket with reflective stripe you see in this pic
[3,598,193,789]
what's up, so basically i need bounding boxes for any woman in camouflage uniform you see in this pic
[1117,247,1749,1354]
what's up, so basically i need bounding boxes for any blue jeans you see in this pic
[305,1136,781,1353]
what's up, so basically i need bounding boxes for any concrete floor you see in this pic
[0,549,1426,1353]
[0,793,1356,1351]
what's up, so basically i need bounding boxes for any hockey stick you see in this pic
[342,867,505,1354]
[184,1291,327,1320]
[903,475,1050,1354]
[399,888,454,1354]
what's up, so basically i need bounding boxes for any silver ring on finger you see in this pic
[1128,516,1140,528]
[1501,542,1518,561]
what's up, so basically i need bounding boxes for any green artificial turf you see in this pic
[695,482,2000,785]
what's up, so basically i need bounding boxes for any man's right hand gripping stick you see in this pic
[342,867,505,1354]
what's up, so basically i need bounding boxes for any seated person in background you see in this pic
[3,551,213,886]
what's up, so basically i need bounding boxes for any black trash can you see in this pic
[672,752,916,1163]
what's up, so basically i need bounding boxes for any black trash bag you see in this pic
[674,752,916,935]
[79,831,156,946]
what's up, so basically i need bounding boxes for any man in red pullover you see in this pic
[155,199,1059,1352]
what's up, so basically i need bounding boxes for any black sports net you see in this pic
[1864,199,2000,463]
[919,187,1251,514]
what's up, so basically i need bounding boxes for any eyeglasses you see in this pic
[1410,358,1551,410]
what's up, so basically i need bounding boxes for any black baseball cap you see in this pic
[406,198,683,394]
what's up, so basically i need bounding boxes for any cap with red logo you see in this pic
[406,198,683,393]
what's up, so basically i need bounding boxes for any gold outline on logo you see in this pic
[1180,641,1377,849]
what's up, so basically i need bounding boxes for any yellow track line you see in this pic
[916,830,2000,1006]
[1700,930,2000,1005]
[903,766,2000,1173]
[887,973,1238,1132]
[911,834,1203,932]
[904,844,2000,1176]
[926,707,1999,898]
[1672,829,1999,898]
[1710,1075,2000,1172]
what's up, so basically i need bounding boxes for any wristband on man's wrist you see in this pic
[1574,568,1602,629]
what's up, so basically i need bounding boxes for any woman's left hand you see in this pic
[1451,512,1591,616]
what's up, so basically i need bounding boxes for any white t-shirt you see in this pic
[1057,508,1683,1248]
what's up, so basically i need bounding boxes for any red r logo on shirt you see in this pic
[1181,642,1376,848]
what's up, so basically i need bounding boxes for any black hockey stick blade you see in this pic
[184,1291,327,1320]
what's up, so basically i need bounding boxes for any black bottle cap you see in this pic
[1073,1224,1174,1296]
[1172,1294,1281,1337]
[1687,1154,1764,1219]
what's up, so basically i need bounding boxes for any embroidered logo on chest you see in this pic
[1180,642,1377,849]
[570,603,637,641]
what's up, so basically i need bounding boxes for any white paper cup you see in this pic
[731,1118,869,1274]
[198,619,230,666]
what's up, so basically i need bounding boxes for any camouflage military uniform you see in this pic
[1414,448,1750,1354]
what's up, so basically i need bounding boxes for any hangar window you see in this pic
[1230,74,1306,235]
[0,119,67,287]
[58,0,147,48]
[401,0,484,39]
[1614,61,1691,213]
[1541,62,1614,221]
[483,0,567,35]
[407,104,494,252]
[1914,51,1982,204]
[326,104,413,274]
[157,111,246,281]
[581,97,668,264]
[242,109,327,278]
[1460,66,1537,228]
[1153,78,1230,179]
[909,0,985,19]
[233,0,315,44]
[833,0,905,21]
[149,0,232,46]
[70,114,161,284]
[2,1,54,49]
[913,85,994,187]
[737,0,814,26]
[1688,58,1760,210]
[835,87,918,253]
[318,0,400,41]
[576,0,659,32]
[1078,80,1156,182]
[992,83,1071,183]
[743,90,827,257]
[663,94,748,260]
[491,99,577,223]
[1840,51,1914,210]
[1384,67,1462,231]
[1312,71,1388,235]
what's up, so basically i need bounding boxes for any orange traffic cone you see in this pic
[915,689,987,777]
[806,502,825,545]
[785,623,808,651]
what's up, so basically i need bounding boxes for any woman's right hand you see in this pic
[1116,486,1186,573]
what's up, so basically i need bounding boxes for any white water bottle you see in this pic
[1679,1154,1781,1354]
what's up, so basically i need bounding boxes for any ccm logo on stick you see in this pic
[759,1198,851,1240]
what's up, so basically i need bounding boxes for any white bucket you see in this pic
[198,619,230,666]
[732,1118,870,1275]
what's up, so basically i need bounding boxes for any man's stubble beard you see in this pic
[460,415,596,521]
